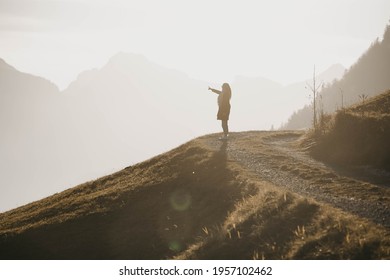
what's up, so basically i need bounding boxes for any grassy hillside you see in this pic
[0,138,245,259]
[0,134,389,259]
[310,90,390,170]
[283,25,390,130]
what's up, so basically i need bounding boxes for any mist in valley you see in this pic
[1,0,389,212]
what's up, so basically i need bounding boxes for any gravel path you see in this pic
[202,131,390,228]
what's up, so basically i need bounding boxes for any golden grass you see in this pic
[1,132,389,259]
[311,89,390,170]
[176,176,390,260]
[0,138,250,259]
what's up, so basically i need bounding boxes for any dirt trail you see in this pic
[200,131,390,228]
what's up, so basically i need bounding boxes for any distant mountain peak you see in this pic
[316,63,346,84]
[0,57,59,92]
[0,57,17,72]
[102,51,189,80]
[107,52,149,66]
[324,63,346,73]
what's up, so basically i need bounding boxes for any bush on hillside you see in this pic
[311,110,390,169]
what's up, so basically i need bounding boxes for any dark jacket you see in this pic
[211,88,231,121]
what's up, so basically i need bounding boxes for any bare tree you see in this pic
[358,93,369,117]
[306,65,323,132]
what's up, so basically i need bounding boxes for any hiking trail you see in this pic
[200,131,390,228]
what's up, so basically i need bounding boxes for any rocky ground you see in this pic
[201,131,390,228]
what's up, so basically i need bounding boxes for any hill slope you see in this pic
[0,54,211,213]
[0,54,345,213]
[0,138,244,259]
[1,132,389,260]
[0,58,70,211]
[283,25,390,129]
[310,89,390,170]
[232,64,345,130]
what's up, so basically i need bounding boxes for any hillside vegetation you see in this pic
[310,90,390,170]
[1,133,389,259]
[284,25,390,129]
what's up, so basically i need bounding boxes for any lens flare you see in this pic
[168,240,182,252]
[169,189,191,211]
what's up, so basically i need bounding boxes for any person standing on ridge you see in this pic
[208,83,232,140]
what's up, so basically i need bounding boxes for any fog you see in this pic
[0,0,389,211]
[0,53,343,212]
[1,0,389,89]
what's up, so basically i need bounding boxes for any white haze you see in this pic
[0,0,389,211]
[1,54,343,212]
[0,0,389,89]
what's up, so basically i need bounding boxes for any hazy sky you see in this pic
[0,0,389,89]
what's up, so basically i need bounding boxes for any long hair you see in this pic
[222,83,231,100]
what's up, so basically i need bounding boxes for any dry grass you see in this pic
[0,139,250,259]
[176,176,389,260]
[1,132,389,259]
[311,89,390,170]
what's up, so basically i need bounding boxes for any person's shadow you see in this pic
[216,140,228,163]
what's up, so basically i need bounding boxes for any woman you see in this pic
[208,83,232,140]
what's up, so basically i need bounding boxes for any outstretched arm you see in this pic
[208,87,222,95]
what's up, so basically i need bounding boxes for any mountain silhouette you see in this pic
[0,54,344,212]
[0,54,211,212]
[283,25,390,129]
[232,64,345,130]
[2,56,388,260]
[1,130,388,259]
[0,58,67,212]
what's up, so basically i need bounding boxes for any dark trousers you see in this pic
[222,120,228,135]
